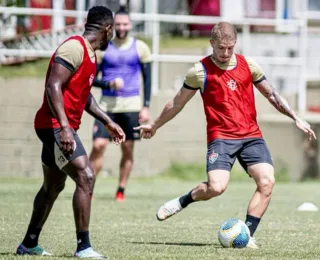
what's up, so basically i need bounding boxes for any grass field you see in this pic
[1,177,320,260]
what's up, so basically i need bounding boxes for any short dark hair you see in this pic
[85,5,113,32]
[115,5,129,16]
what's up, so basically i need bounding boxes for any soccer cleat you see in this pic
[156,197,183,221]
[74,247,107,259]
[246,237,259,249]
[16,244,52,256]
[115,191,125,202]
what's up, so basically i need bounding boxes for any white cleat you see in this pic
[156,197,183,221]
[246,237,259,249]
[74,247,107,259]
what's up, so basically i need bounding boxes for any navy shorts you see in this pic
[35,128,87,170]
[206,138,273,173]
[93,112,140,141]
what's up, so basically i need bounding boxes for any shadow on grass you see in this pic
[129,241,220,247]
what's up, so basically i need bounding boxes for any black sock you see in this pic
[76,231,91,252]
[22,225,42,248]
[245,215,261,237]
[179,191,194,208]
[117,187,125,194]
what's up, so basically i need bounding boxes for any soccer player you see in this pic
[135,22,316,248]
[16,6,125,258]
[89,6,152,202]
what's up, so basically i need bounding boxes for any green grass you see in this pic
[0,36,209,78]
[0,58,49,78]
[1,177,320,259]
[161,162,290,182]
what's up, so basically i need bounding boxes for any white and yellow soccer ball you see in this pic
[218,218,250,248]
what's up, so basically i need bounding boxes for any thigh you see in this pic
[247,163,274,184]
[92,112,116,140]
[36,128,87,171]
[62,154,93,182]
[117,112,140,141]
[42,163,67,190]
[237,138,273,172]
[206,139,241,172]
[207,169,230,189]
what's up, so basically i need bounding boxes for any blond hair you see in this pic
[211,22,237,42]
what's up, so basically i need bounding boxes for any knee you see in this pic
[43,181,65,201]
[76,167,96,193]
[92,139,107,155]
[206,181,227,199]
[257,174,275,197]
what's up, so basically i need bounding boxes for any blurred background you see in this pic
[0,0,320,182]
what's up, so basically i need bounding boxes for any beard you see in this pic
[115,30,129,39]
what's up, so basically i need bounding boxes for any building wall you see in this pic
[1,74,319,180]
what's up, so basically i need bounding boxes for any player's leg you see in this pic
[115,112,139,201]
[157,139,238,221]
[89,119,110,176]
[53,129,105,257]
[238,138,274,248]
[17,143,67,256]
[116,140,134,201]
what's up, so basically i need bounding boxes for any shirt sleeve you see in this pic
[245,57,266,84]
[54,39,84,72]
[183,62,205,91]
[136,39,152,63]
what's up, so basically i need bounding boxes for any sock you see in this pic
[179,191,194,208]
[76,231,91,252]
[117,187,125,194]
[245,215,261,237]
[22,225,42,248]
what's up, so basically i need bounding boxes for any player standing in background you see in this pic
[16,6,125,258]
[89,6,152,202]
[135,22,316,248]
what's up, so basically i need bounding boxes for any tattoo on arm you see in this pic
[255,80,297,120]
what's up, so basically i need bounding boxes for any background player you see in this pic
[16,6,125,258]
[89,6,152,202]
[135,22,316,249]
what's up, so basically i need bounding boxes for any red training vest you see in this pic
[34,36,96,130]
[200,54,262,143]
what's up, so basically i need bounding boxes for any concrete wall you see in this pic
[0,74,319,180]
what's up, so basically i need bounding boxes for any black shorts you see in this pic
[206,138,273,173]
[35,128,87,170]
[93,112,140,141]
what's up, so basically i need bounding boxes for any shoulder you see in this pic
[136,39,152,63]
[184,62,206,90]
[55,38,84,72]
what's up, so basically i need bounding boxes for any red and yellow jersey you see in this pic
[185,54,263,143]
[34,36,96,130]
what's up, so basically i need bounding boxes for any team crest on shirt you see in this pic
[89,74,95,86]
[227,79,237,91]
[208,151,219,164]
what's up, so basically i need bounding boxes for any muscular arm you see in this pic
[255,79,297,120]
[152,86,197,130]
[45,63,73,129]
[85,93,112,125]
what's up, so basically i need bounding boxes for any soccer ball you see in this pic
[218,218,250,248]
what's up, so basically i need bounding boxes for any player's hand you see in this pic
[133,124,157,139]
[105,121,126,144]
[139,107,150,124]
[109,77,124,91]
[295,117,317,141]
[59,127,75,156]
